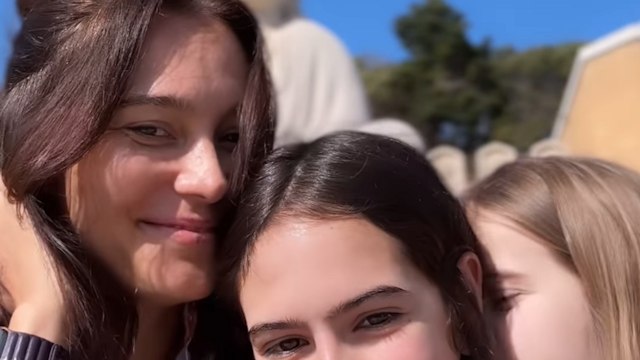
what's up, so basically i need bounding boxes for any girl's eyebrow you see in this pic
[327,285,409,319]
[486,270,528,288]
[247,286,409,342]
[248,318,305,342]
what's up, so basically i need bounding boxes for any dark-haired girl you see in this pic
[222,132,495,360]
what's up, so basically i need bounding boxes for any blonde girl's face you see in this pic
[472,211,598,360]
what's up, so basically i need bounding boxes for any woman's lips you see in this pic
[138,219,215,246]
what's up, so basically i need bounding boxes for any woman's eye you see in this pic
[219,131,240,144]
[355,312,401,330]
[216,131,240,153]
[221,132,240,144]
[264,338,309,357]
[128,125,170,138]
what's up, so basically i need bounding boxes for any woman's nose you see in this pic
[174,139,229,204]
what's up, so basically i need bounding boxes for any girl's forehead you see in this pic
[239,217,435,314]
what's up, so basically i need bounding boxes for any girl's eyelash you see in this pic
[263,337,309,357]
[355,312,403,331]
[258,312,405,357]
[490,292,520,312]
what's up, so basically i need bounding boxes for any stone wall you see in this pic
[427,138,568,195]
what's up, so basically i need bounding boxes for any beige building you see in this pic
[553,23,640,171]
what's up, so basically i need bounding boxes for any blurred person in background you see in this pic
[356,118,427,153]
[242,0,371,146]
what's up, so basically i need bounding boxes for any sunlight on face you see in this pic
[240,217,460,360]
[472,211,598,360]
[66,13,248,306]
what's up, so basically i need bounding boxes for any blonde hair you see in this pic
[464,157,640,360]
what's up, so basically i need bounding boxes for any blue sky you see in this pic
[0,1,19,83]
[303,0,640,60]
[1,0,639,82]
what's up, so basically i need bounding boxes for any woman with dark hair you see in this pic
[0,0,273,359]
[221,132,495,360]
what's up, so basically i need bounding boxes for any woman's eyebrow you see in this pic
[119,94,193,111]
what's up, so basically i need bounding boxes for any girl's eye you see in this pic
[355,312,401,330]
[264,338,309,357]
[490,293,519,313]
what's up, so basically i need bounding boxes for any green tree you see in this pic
[360,0,580,151]
[490,44,580,149]
[365,0,504,150]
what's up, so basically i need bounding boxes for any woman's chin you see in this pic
[171,280,214,303]
[139,265,216,306]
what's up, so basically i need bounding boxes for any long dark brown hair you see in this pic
[0,1,274,359]
[221,131,494,360]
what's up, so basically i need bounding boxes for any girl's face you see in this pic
[66,14,248,306]
[239,216,465,360]
[472,211,597,360]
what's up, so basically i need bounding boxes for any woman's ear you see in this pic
[457,252,483,309]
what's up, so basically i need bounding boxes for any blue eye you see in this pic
[264,338,309,357]
[355,312,401,330]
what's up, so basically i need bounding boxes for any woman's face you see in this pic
[239,217,462,360]
[66,14,248,306]
[471,211,597,360]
